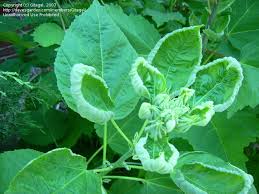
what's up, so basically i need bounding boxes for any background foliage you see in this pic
[0,0,258,193]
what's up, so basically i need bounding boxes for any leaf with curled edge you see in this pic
[171,151,253,194]
[174,101,215,133]
[147,26,202,93]
[70,63,114,124]
[129,57,167,99]
[135,136,179,174]
[188,57,243,112]
[54,0,139,122]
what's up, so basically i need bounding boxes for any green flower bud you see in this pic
[153,93,170,108]
[138,102,152,119]
[165,119,176,132]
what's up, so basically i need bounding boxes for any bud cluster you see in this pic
[138,88,195,140]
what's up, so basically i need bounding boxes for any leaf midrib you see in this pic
[52,170,86,194]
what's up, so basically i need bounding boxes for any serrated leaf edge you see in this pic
[147,25,203,67]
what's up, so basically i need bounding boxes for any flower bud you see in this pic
[153,93,170,108]
[165,119,176,132]
[138,102,152,119]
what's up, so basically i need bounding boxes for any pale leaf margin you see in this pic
[187,57,243,112]
[171,151,253,194]
[129,57,166,99]
[70,63,114,124]
[147,25,203,71]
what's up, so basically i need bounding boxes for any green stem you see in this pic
[87,146,103,166]
[169,0,176,11]
[99,0,105,5]
[99,149,133,176]
[202,51,215,65]
[111,119,133,147]
[127,165,144,170]
[202,0,218,54]
[137,120,148,141]
[54,0,68,29]
[58,14,66,31]
[103,122,107,166]
[103,175,144,182]
[93,167,112,173]
[92,164,143,173]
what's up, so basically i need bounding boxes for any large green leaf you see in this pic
[228,64,259,117]
[227,0,259,49]
[240,39,259,68]
[0,149,42,193]
[32,23,64,47]
[189,57,243,112]
[105,5,160,57]
[171,152,253,194]
[96,104,143,155]
[54,0,139,122]
[147,26,202,93]
[109,173,182,194]
[5,148,102,194]
[172,110,259,169]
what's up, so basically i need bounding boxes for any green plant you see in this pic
[1,0,258,193]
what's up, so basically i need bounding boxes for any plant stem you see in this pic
[93,164,143,173]
[87,146,103,166]
[169,0,176,11]
[99,149,133,176]
[59,15,66,31]
[202,51,215,65]
[137,120,148,141]
[93,166,112,173]
[103,175,144,182]
[54,0,68,30]
[202,0,218,54]
[103,122,107,166]
[99,0,105,5]
[127,165,144,170]
[111,119,133,147]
